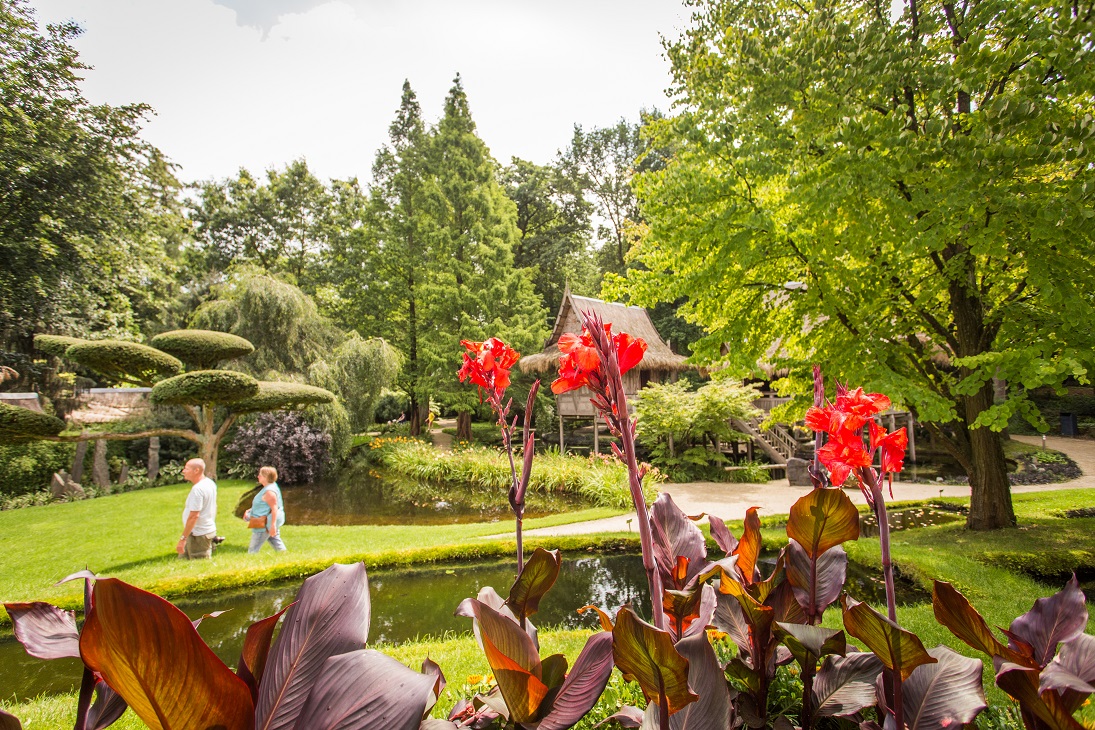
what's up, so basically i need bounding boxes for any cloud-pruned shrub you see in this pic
[150,329,255,369]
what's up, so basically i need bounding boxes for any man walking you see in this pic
[177,458,217,559]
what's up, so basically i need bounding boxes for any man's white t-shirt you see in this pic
[182,476,217,537]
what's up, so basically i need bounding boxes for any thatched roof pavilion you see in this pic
[520,292,690,432]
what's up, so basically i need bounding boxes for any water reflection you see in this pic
[233,464,586,526]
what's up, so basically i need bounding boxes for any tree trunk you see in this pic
[92,440,110,488]
[147,437,160,482]
[201,438,218,480]
[964,383,1015,530]
[71,440,88,483]
[409,393,421,436]
[456,411,472,441]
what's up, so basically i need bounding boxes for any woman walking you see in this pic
[244,466,286,553]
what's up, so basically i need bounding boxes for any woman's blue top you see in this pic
[251,483,286,531]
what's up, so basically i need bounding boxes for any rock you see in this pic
[118,462,129,486]
[51,472,85,500]
[786,457,813,487]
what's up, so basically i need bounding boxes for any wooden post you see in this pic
[558,409,565,453]
[907,412,917,463]
[746,439,754,461]
[593,417,599,455]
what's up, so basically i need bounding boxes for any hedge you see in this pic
[150,330,254,369]
[0,403,65,438]
[33,335,89,358]
[150,370,259,406]
[229,381,335,414]
[64,340,182,385]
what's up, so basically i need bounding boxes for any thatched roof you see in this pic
[519,292,691,375]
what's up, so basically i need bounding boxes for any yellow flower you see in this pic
[466,674,483,685]
[486,673,496,686]
[707,629,728,641]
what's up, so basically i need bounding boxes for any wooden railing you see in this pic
[731,416,797,464]
[753,396,791,413]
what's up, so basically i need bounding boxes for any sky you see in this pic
[31,0,690,184]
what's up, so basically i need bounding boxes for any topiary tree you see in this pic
[0,331,336,477]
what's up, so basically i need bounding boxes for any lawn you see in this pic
[0,479,627,620]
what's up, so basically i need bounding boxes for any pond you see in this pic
[234,463,586,526]
[858,506,966,537]
[0,551,929,701]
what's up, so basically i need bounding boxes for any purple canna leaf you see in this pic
[663,632,735,730]
[785,540,847,621]
[420,720,459,730]
[1040,633,1095,706]
[0,709,22,730]
[506,548,562,624]
[530,631,614,730]
[995,662,1085,730]
[4,602,80,660]
[650,493,708,589]
[707,515,738,556]
[682,585,717,639]
[1008,576,1088,668]
[813,651,885,719]
[55,569,98,586]
[422,656,447,716]
[598,706,643,728]
[256,563,371,730]
[291,650,435,730]
[901,646,986,730]
[86,680,128,730]
[192,609,229,629]
[238,604,294,703]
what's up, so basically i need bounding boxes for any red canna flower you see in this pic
[551,325,647,394]
[833,388,891,430]
[817,431,872,486]
[458,337,519,396]
[870,421,908,474]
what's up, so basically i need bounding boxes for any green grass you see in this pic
[0,479,626,621]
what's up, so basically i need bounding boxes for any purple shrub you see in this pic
[227,411,331,485]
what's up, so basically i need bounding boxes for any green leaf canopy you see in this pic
[0,403,66,439]
[150,330,254,370]
[228,381,335,414]
[150,370,259,406]
[65,340,182,386]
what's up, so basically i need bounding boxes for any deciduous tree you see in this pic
[612,0,1095,529]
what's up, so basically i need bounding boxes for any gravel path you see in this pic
[513,435,1095,538]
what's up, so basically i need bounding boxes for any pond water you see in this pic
[0,551,929,701]
[858,507,966,537]
[234,463,586,526]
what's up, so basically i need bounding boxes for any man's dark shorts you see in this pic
[181,533,215,560]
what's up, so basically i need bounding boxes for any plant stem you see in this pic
[503,427,523,572]
[871,475,903,729]
[801,658,816,730]
[620,416,664,630]
[73,667,95,730]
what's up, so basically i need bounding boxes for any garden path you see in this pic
[513,435,1095,538]
[430,417,456,451]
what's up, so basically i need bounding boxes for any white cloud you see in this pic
[31,0,687,183]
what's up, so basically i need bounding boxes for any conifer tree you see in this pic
[428,76,546,438]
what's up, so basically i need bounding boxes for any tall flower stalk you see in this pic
[458,338,539,573]
[550,310,666,629]
[805,367,909,727]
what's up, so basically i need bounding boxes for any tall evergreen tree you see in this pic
[331,82,441,434]
[429,77,547,438]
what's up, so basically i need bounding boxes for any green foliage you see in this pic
[725,461,772,484]
[33,334,88,358]
[149,329,254,369]
[150,370,259,406]
[190,267,342,375]
[0,1,180,350]
[502,157,597,315]
[64,340,182,386]
[189,159,339,292]
[635,378,758,479]
[0,439,73,496]
[366,438,660,509]
[329,80,547,421]
[226,380,334,413]
[0,403,66,439]
[308,334,402,430]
